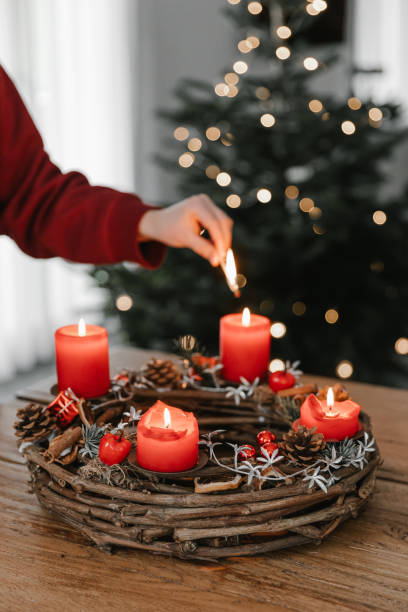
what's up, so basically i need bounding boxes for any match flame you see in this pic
[242,307,251,327]
[163,407,171,428]
[78,318,86,337]
[327,387,334,409]
[221,248,240,297]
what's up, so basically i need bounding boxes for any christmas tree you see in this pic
[92,0,408,386]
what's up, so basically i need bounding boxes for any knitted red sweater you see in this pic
[0,66,166,267]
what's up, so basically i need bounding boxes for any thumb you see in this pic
[188,234,219,266]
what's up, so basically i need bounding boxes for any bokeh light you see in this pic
[174,126,189,141]
[336,360,354,379]
[216,172,232,187]
[341,120,356,135]
[369,107,383,122]
[325,308,339,324]
[116,295,133,311]
[308,99,323,113]
[299,197,314,212]
[270,322,286,338]
[233,60,248,74]
[255,86,270,100]
[188,138,202,151]
[276,46,291,60]
[269,358,285,372]
[248,1,263,15]
[395,337,408,355]
[276,26,291,39]
[206,126,221,141]
[285,185,299,199]
[303,57,319,71]
[178,152,195,168]
[205,164,220,178]
[226,194,241,208]
[292,301,306,316]
[348,97,362,110]
[373,210,387,225]
[260,113,276,127]
[257,188,272,203]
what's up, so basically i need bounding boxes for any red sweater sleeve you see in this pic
[0,66,167,266]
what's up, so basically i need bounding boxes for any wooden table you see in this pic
[1,348,407,612]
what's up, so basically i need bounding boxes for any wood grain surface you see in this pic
[1,347,407,612]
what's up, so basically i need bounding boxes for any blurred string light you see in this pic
[348,97,362,110]
[188,138,202,151]
[227,0,241,4]
[395,337,408,355]
[255,86,270,100]
[233,60,248,74]
[322,112,330,121]
[325,308,339,324]
[206,126,221,141]
[226,194,241,208]
[276,25,292,39]
[312,0,327,11]
[299,197,314,212]
[341,120,356,135]
[216,171,232,186]
[292,301,306,316]
[373,210,387,225]
[205,164,220,178]
[309,206,322,219]
[116,295,133,311]
[309,99,323,113]
[303,57,319,71]
[248,1,263,15]
[260,113,276,127]
[285,185,299,199]
[306,4,320,16]
[270,322,286,338]
[276,46,291,60]
[174,126,189,141]
[257,188,272,203]
[178,152,195,168]
[336,360,353,379]
[269,358,285,372]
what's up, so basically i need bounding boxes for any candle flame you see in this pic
[163,407,171,428]
[242,307,251,327]
[78,318,86,337]
[327,387,334,409]
[221,248,240,297]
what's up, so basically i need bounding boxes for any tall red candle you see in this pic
[137,400,199,472]
[296,388,361,440]
[55,319,110,398]
[220,308,271,383]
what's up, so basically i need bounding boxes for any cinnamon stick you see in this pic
[43,426,82,463]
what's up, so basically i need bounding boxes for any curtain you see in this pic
[0,0,138,382]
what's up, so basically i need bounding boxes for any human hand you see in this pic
[138,194,233,266]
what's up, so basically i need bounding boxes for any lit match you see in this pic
[221,248,241,298]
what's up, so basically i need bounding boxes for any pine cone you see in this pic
[317,383,350,402]
[143,358,181,388]
[14,403,57,443]
[278,425,325,465]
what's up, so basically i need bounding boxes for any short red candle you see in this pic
[296,390,361,440]
[137,400,199,472]
[220,309,271,382]
[55,321,110,398]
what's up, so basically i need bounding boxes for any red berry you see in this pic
[257,430,276,445]
[261,441,279,456]
[99,433,131,466]
[268,370,296,392]
[238,444,256,461]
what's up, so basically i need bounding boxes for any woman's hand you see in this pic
[139,194,233,266]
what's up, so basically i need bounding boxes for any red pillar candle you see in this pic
[55,319,110,398]
[137,400,199,472]
[220,308,271,383]
[296,387,361,440]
